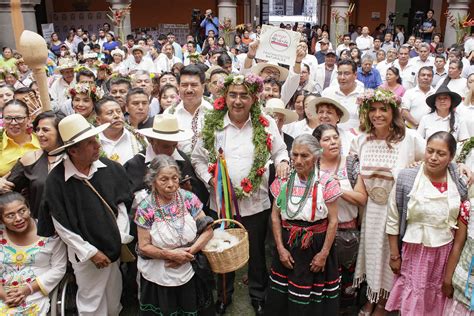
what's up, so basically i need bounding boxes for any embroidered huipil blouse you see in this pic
[134,189,202,287]
[0,231,67,315]
[270,172,342,222]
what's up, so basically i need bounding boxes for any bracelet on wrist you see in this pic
[295,61,302,64]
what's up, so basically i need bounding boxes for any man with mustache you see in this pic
[164,65,212,156]
[96,96,147,164]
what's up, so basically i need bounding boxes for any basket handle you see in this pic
[212,218,246,231]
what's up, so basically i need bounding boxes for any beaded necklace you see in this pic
[155,190,186,243]
[285,167,319,220]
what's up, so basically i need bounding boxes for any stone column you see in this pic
[106,0,132,42]
[329,0,350,45]
[0,0,41,50]
[444,0,470,47]
[218,0,237,27]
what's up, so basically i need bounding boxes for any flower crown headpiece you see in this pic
[67,82,104,101]
[221,73,264,95]
[356,88,401,130]
[356,88,401,110]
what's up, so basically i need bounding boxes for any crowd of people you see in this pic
[0,7,473,316]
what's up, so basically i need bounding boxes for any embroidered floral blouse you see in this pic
[134,188,203,286]
[0,230,67,316]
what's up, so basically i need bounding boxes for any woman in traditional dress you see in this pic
[265,134,342,315]
[353,88,426,316]
[0,192,67,315]
[313,124,368,310]
[385,131,468,315]
[110,48,125,74]
[6,111,64,218]
[134,154,214,316]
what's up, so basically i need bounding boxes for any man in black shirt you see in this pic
[420,9,436,43]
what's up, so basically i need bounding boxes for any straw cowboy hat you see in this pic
[138,114,193,142]
[56,58,77,72]
[131,45,146,55]
[305,96,350,123]
[49,114,110,155]
[263,98,298,124]
[250,62,289,82]
[426,85,462,110]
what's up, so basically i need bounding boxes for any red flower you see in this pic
[256,167,266,176]
[259,115,269,127]
[0,279,5,284]
[26,278,31,283]
[12,281,18,286]
[208,163,217,174]
[266,134,272,151]
[214,97,226,110]
[37,240,45,247]
[0,239,7,245]
[241,178,253,193]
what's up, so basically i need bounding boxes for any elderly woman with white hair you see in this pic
[134,154,214,316]
[266,134,342,315]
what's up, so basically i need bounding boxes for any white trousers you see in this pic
[72,260,122,316]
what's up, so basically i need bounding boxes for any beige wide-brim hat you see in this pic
[49,114,110,155]
[264,98,298,124]
[83,52,98,60]
[250,62,289,82]
[138,114,193,142]
[131,45,146,55]
[305,96,350,123]
[111,48,125,58]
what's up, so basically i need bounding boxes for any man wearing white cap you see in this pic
[120,45,156,75]
[38,114,133,315]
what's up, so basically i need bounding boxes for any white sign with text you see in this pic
[256,24,301,67]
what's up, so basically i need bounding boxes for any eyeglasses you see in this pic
[3,116,27,123]
[3,208,30,221]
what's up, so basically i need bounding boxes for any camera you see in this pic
[414,11,424,22]
[388,12,396,22]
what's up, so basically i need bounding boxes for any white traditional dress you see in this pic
[352,129,425,302]
[0,231,67,315]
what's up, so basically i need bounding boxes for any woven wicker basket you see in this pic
[202,218,249,274]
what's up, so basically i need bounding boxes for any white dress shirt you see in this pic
[417,111,470,142]
[99,128,141,165]
[356,35,374,52]
[376,59,394,84]
[456,103,474,137]
[155,54,182,73]
[120,57,156,74]
[401,85,436,124]
[393,60,418,90]
[191,112,289,217]
[50,77,72,112]
[164,99,212,155]
[435,77,468,98]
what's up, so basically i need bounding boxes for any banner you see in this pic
[41,23,55,42]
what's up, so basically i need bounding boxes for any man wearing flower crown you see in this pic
[192,73,290,315]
